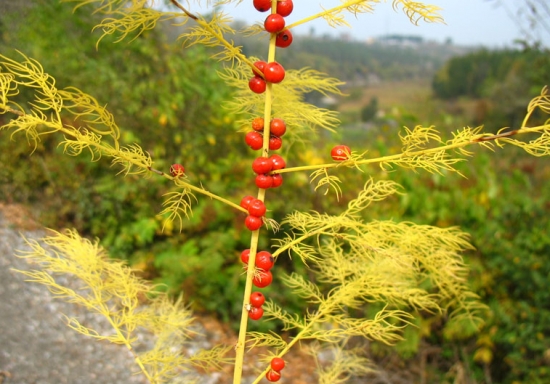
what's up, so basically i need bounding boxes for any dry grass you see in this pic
[340,79,433,113]
[337,79,478,129]
[0,202,41,230]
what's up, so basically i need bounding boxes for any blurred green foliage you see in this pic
[1,1,550,382]
[0,1,260,325]
[432,46,550,129]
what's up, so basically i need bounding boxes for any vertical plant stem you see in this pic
[98,306,155,383]
[233,3,279,383]
[233,229,261,384]
[233,0,277,384]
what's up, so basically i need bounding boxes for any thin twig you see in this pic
[1,106,24,116]
[168,0,198,20]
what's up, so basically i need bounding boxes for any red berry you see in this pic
[249,76,266,94]
[248,199,266,217]
[240,195,255,209]
[253,60,267,76]
[245,131,263,150]
[276,0,294,17]
[240,249,250,264]
[250,291,265,307]
[245,215,263,231]
[270,118,286,136]
[170,164,185,177]
[271,173,283,188]
[264,14,285,33]
[266,370,281,382]
[255,174,274,189]
[248,306,264,320]
[264,62,285,83]
[275,29,293,48]
[270,154,286,170]
[252,117,264,131]
[331,145,351,161]
[269,136,282,150]
[255,251,274,271]
[271,357,286,372]
[252,157,273,175]
[253,270,273,288]
[253,0,271,12]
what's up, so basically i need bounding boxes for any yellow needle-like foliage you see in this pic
[285,0,443,32]
[221,59,344,135]
[248,179,486,375]
[0,52,249,228]
[1,52,128,158]
[61,0,184,46]
[309,342,374,384]
[14,229,232,383]
[392,0,444,25]
[178,11,239,58]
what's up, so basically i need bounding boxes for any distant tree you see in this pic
[432,44,549,130]
[361,96,379,122]
[432,49,532,99]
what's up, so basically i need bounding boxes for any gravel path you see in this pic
[0,208,225,384]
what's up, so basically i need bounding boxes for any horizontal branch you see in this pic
[272,124,549,176]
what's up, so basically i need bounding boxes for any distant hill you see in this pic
[232,27,472,84]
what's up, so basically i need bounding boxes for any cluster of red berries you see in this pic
[240,249,275,319]
[266,357,286,382]
[252,154,286,189]
[254,0,293,47]
[241,195,267,231]
[245,117,286,151]
[249,0,294,94]
[244,116,287,188]
[249,60,286,94]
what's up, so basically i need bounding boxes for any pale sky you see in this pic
[218,0,549,47]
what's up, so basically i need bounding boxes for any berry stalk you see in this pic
[172,178,248,214]
[233,229,261,383]
[233,3,279,383]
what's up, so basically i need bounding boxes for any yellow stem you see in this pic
[176,179,248,214]
[96,303,155,383]
[272,223,335,259]
[233,229,261,384]
[1,105,24,116]
[234,2,280,383]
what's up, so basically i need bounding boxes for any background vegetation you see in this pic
[1,1,549,383]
